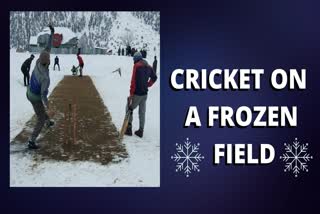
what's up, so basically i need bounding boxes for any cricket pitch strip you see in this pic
[11,75,128,165]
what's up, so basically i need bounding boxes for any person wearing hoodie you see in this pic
[26,25,55,149]
[125,52,158,138]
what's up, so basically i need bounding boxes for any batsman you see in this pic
[124,52,157,138]
[26,24,55,149]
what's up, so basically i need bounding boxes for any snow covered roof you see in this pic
[94,46,108,50]
[29,27,77,45]
[29,36,38,45]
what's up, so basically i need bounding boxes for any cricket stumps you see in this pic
[64,98,77,144]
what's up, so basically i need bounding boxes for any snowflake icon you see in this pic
[280,138,313,178]
[171,138,205,177]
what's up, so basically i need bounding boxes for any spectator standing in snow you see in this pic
[153,56,158,74]
[53,56,60,71]
[126,45,132,56]
[77,50,84,77]
[26,25,55,149]
[128,45,132,56]
[122,48,124,56]
[21,54,35,86]
[132,48,136,56]
[118,47,121,56]
[125,52,157,138]
[141,49,147,58]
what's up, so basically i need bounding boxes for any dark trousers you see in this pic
[22,71,30,86]
[79,64,84,76]
[30,101,49,142]
[54,63,60,71]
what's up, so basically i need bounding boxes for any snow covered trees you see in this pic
[120,29,135,47]
[132,12,160,32]
[10,12,160,53]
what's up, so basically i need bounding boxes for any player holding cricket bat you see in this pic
[123,52,157,138]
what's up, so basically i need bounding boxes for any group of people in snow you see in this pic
[21,51,84,86]
[117,46,148,59]
[117,46,158,75]
[20,24,158,149]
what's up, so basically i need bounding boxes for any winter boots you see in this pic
[134,129,143,138]
[125,123,143,138]
[46,120,54,128]
[27,120,54,149]
[27,140,39,149]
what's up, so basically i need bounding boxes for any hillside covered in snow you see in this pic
[10,11,160,54]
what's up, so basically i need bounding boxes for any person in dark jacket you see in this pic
[141,49,147,58]
[53,56,60,71]
[121,48,124,56]
[26,25,55,149]
[126,45,132,56]
[21,54,35,86]
[125,52,157,138]
[118,47,121,56]
[132,48,136,56]
[152,56,158,74]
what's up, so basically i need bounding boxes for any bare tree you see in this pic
[120,29,135,46]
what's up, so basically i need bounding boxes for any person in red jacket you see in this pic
[125,52,157,138]
[77,52,84,77]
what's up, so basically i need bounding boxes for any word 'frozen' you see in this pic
[185,106,297,127]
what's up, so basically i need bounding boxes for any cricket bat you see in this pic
[119,97,132,141]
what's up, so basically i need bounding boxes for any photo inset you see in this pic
[10,11,160,187]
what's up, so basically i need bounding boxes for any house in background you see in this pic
[29,27,78,54]
[94,46,113,55]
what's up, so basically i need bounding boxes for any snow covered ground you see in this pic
[10,49,160,187]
